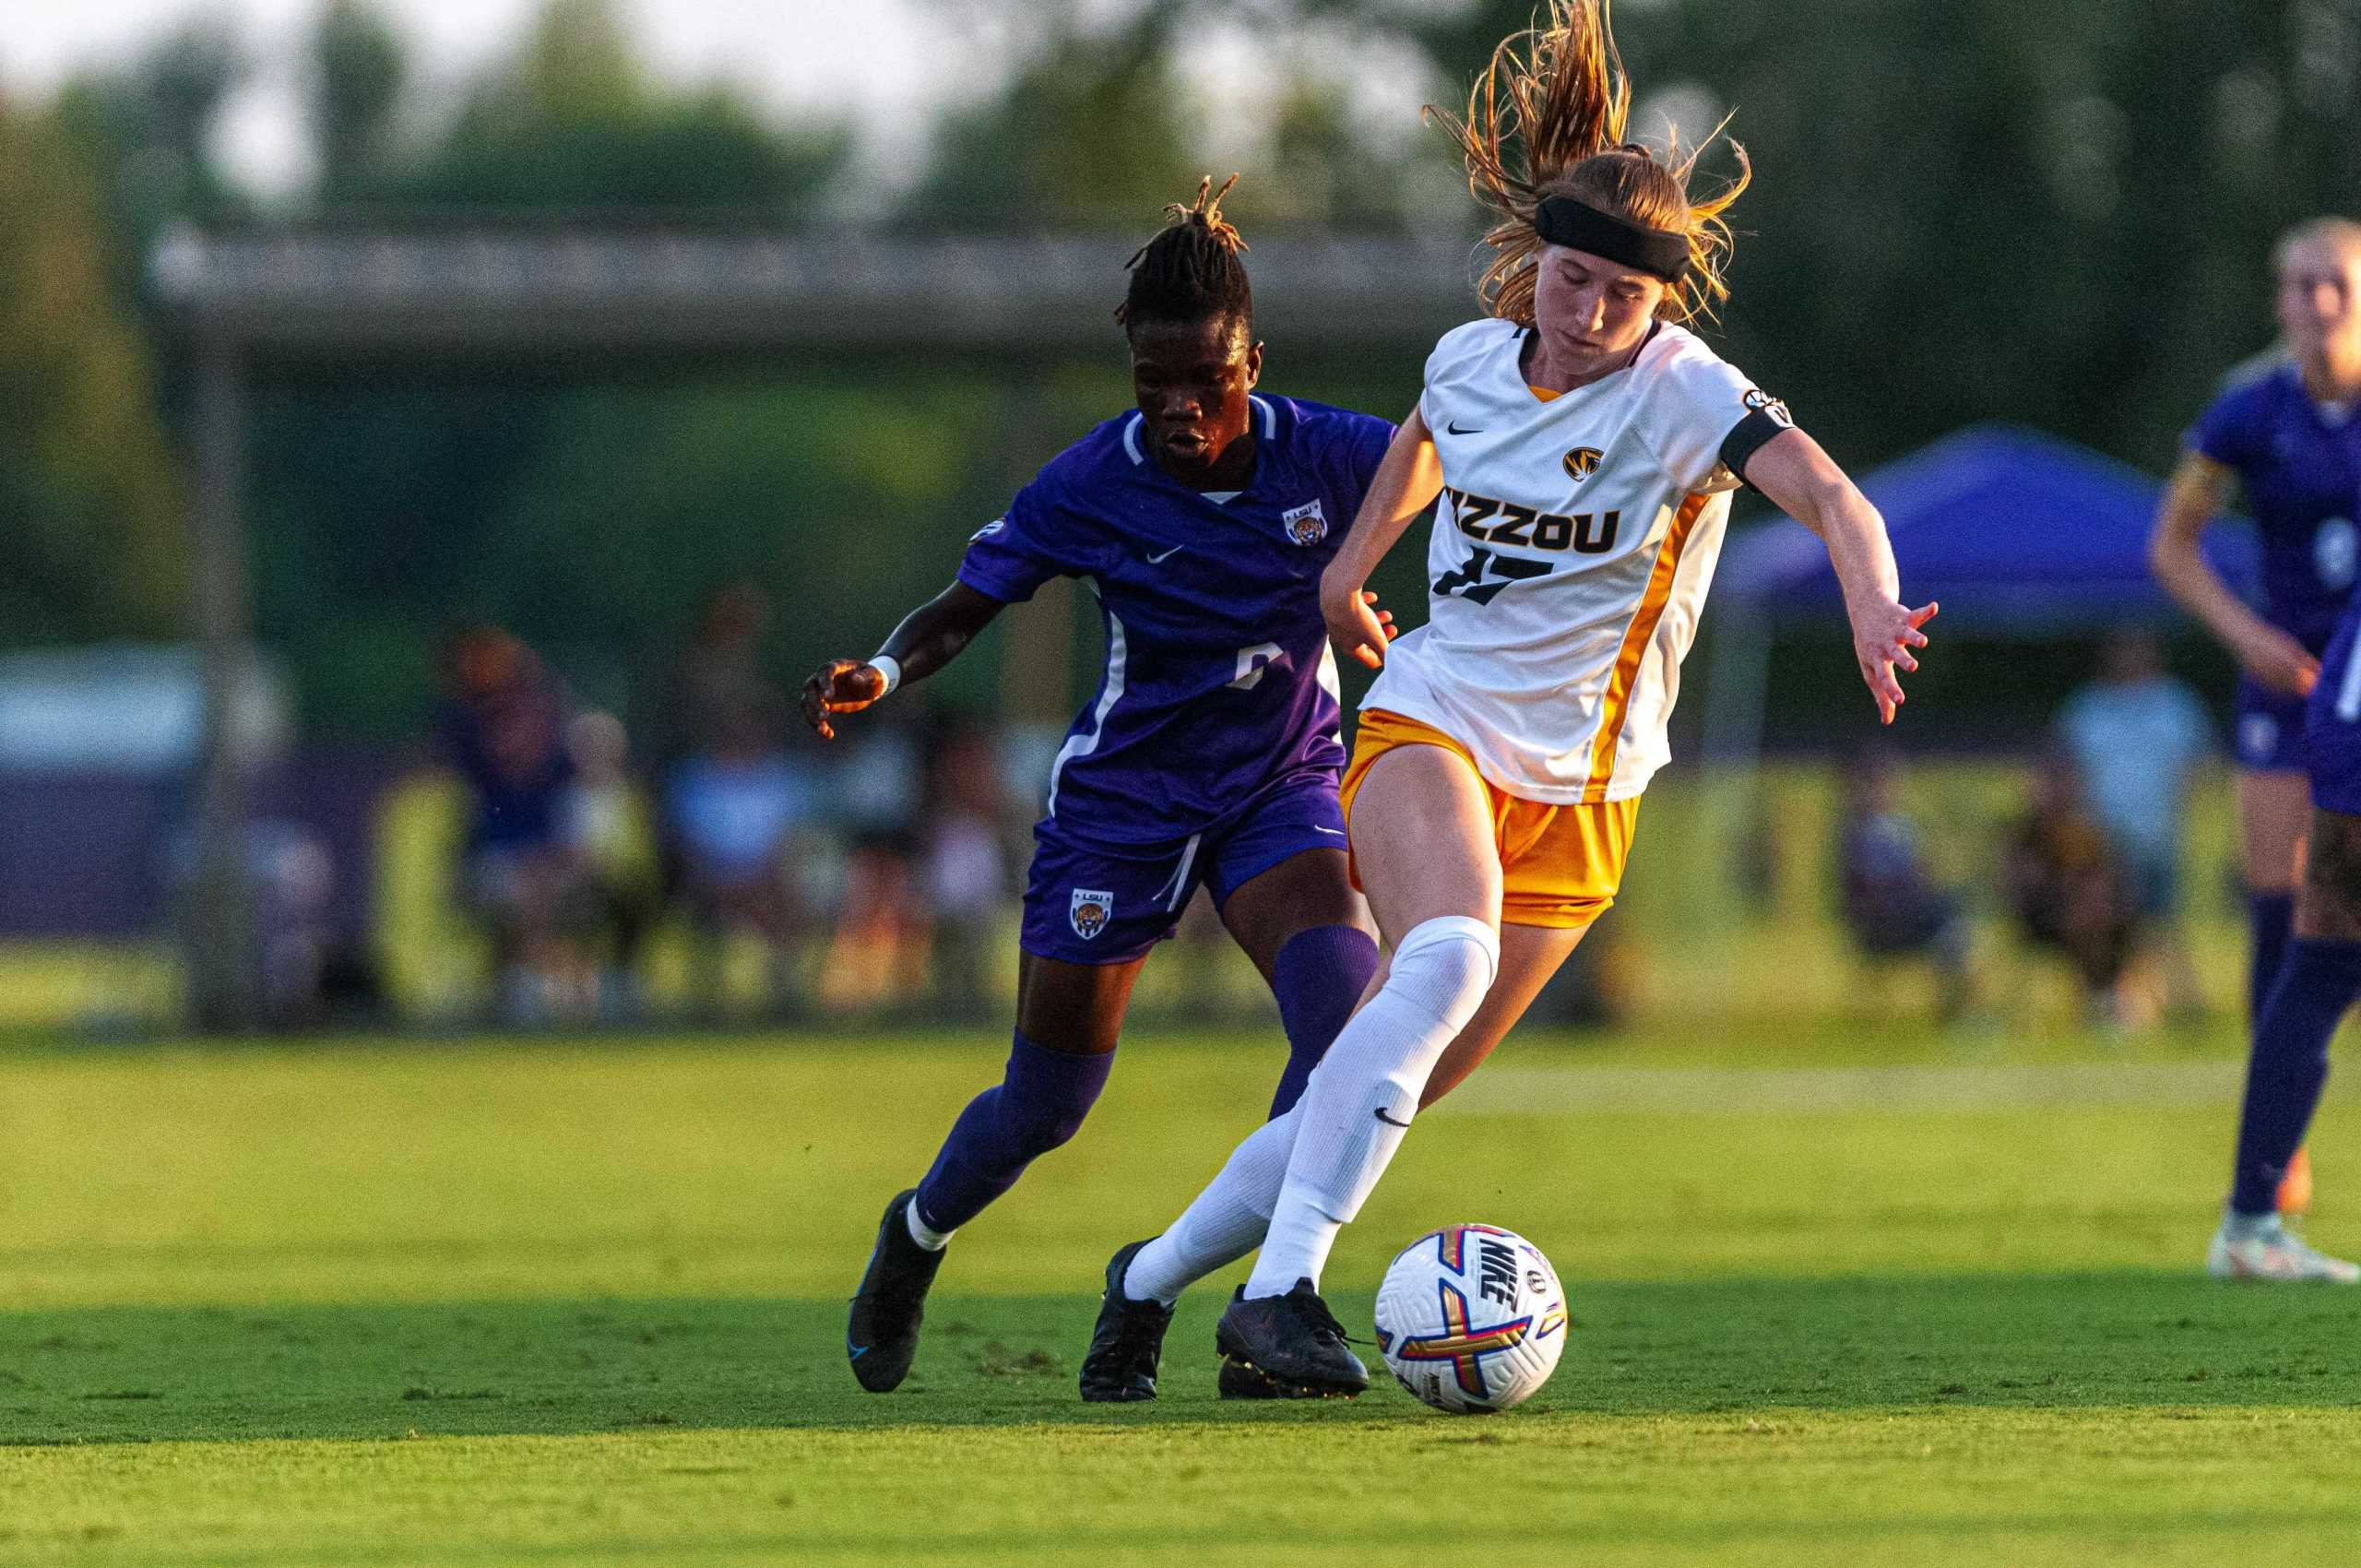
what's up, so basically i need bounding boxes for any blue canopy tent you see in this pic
[1698,422,2260,766]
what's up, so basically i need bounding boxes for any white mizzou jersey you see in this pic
[1364,315,1787,804]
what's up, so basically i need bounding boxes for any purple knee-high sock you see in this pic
[2230,938,2361,1216]
[2248,891,2296,1026]
[912,1030,1113,1233]
[1266,924,1382,1117]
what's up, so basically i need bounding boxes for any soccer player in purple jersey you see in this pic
[2153,217,2361,1251]
[803,179,1398,1393]
[2209,589,2361,1283]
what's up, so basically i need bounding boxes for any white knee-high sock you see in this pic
[1120,1107,1300,1306]
[1243,915,1498,1299]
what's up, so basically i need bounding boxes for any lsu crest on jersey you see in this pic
[1364,316,1776,804]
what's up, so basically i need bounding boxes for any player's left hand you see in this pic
[1322,586,1397,670]
[1851,598,1938,725]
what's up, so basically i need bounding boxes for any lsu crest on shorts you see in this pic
[1068,888,1115,942]
[1019,774,1349,964]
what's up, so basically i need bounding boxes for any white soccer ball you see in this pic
[1373,1224,1568,1414]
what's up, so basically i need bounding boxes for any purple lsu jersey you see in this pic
[2191,360,2361,651]
[958,394,1395,847]
[2190,361,2361,769]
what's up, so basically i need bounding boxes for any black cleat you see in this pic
[1214,1278,1369,1398]
[1078,1239,1173,1403]
[846,1189,946,1393]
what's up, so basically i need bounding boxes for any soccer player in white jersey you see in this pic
[1091,0,1937,1396]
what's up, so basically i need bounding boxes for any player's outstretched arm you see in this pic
[2152,452,2317,697]
[1742,429,1935,726]
[1319,405,1442,669]
[800,579,1005,741]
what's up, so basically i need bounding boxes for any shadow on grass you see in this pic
[3,1271,2355,1445]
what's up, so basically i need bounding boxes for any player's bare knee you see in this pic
[2299,811,2361,940]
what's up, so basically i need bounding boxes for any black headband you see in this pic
[1533,196,1690,284]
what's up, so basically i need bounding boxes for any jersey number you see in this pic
[1434,549,1552,605]
[1228,642,1286,690]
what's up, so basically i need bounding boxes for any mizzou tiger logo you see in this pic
[1562,446,1603,481]
[1742,387,1794,428]
[1069,889,1114,940]
[1281,499,1328,546]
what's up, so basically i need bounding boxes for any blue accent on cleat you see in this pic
[846,1189,945,1392]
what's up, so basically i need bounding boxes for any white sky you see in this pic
[0,0,967,200]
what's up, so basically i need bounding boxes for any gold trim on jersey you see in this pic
[1582,490,1711,801]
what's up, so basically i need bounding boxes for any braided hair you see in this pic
[1116,174,1253,338]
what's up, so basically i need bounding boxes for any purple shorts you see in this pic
[2307,616,2361,818]
[1019,775,1347,965]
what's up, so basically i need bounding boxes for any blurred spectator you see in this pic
[558,710,659,1019]
[644,584,782,801]
[642,582,787,910]
[921,719,1013,1019]
[817,718,932,1012]
[170,817,341,1028]
[2003,751,2142,1028]
[434,624,579,1023]
[1834,747,1975,1021]
[2056,630,2212,1017]
[668,697,817,1017]
[254,823,337,1028]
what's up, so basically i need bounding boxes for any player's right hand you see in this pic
[2236,624,2320,697]
[1323,587,1397,671]
[801,659,887,741]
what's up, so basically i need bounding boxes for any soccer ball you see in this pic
[1373,1224,1567,1414]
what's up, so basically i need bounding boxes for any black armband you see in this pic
[1720,409,1797,490]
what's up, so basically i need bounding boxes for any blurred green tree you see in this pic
[365,0,848,214]
[0,95,186,645]
[908,7,1203,227]
[249,0,862,736]
[46,16,252,301]
[312,0,409,199]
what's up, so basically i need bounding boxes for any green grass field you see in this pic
[3,1023,2358,1566]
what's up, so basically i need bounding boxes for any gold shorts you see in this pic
[1337,708,1639,930]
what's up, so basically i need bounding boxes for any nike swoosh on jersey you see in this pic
[1445,421,1484,434]
[1312,826,1347,837]
[1145,544,1184,564]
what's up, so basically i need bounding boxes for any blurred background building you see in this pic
[3,0,2356,1036]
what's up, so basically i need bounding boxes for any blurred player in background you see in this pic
[2154,216,2361,1219]
[2181,214,2361,1284]
[1104,0,1934,1398]
[2212,580,2361,1283]
[804,178,1397,1396]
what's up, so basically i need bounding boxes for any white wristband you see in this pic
[868,655,902,696]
